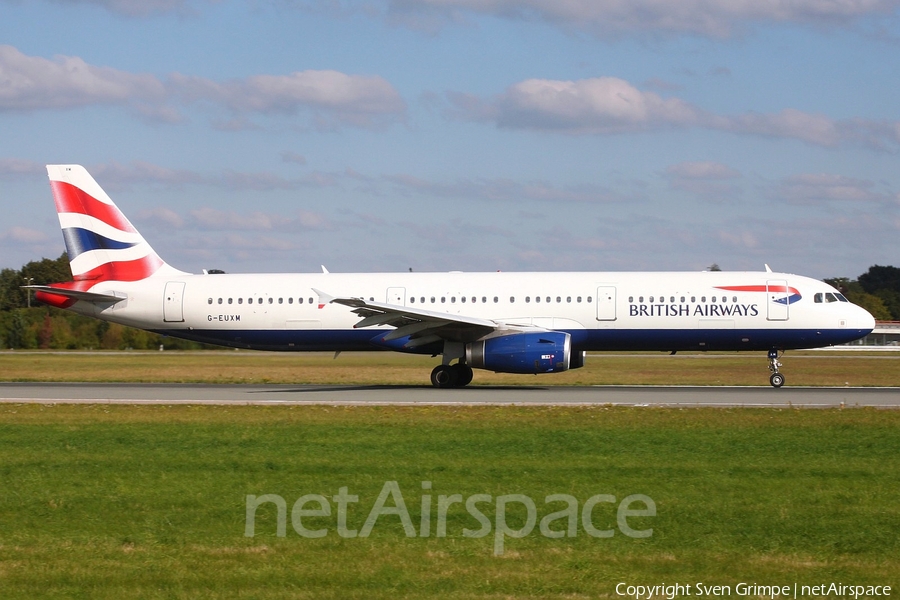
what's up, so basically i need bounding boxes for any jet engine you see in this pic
[466,331,577,374]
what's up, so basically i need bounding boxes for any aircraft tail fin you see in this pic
[46,164,186,283]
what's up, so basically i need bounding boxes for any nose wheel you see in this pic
[768,349,785,388]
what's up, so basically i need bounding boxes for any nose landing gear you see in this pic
[768,349,785,388]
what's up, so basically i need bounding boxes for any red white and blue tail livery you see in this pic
[30,165,875,388]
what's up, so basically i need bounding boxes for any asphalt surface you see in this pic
[0,382,898,407]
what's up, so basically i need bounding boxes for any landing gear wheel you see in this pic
[767,349,785,388]
[431,365,458,388]
[453,364,474,387]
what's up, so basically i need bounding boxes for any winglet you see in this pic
[312,288,334,309]
[764,264,773,273]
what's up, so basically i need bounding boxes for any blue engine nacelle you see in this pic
[466,331,574,374]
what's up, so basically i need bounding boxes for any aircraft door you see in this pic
[766,279,789,321]
[163,281,186,322]
[596,286,617,321]
[387,287,406,305]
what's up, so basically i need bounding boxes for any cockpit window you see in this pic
[836,293,849,302]
[825,293,838,303]
[814,293,822,303]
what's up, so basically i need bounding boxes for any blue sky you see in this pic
[1,0,899,279]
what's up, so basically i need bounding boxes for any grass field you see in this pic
[1,349,899,386]
[1,404,898,599]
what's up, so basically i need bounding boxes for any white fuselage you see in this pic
[65,270,875,353]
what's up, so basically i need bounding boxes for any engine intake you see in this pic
[466,331,573,374]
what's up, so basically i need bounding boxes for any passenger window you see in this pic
[556,296,561,303]
[228,298,233,304]
[441,297,446,303]
[691,296,696,303]
[577,296,582,303]
[629,296,634,303]
[218,298,223,305]
[587,297,592,303]
[431,297,435,303]
[451,297,457,303]
[680,296,685,303]
[732,296,737,303]
[238,298,243,304]
[493,296,498,303]
[535,296,540,303]
[207,298,213,304]
[649,297,654,303]
[421,297,425,303]
[701,296,706,302]
[278,298,283,304]
[510,296,515,303]
[526,296,531,303]
[289,298,293,304]
[567,296,572,303]
[268,298,273,304]
[299,297,304,304]
[410,297,415,304]
[481,297,486,303]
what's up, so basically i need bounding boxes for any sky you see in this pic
[1,0,899,280]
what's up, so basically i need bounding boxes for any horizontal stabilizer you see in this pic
[22,285,125,304]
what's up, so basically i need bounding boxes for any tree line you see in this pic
[0,254,204,350]
[1,255,898,350]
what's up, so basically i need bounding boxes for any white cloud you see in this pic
[459,77,702,133]
[0,45,167,112]
[665,161,743,202]
[381,0,900,37]
[136,206,185,229]
[448,76,900,150]
[0,157,44,179]
[0,46,406,129]
[383,171,637,203]
[0,226,49,243]
[774,173,893,204]
[24,0,208,17]
[666,161,741,180]
[170,69,406,129]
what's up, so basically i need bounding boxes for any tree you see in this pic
[857,265,900,320]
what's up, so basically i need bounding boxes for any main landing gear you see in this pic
[431,363,474,388]
[767,349,785,388]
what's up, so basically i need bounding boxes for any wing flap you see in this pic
[315,290,499,344]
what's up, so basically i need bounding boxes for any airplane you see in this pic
[26,165,875,388]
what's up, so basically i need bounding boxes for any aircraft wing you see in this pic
[314,289,508,346]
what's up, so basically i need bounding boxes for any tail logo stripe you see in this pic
[50,181,136,233]
[62,228,139,258]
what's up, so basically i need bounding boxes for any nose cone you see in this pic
[855,304,876,333]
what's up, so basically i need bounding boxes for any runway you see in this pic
[0,382,898,408]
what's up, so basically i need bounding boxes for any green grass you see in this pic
[1,349,899,386]
[1,405,898,598]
